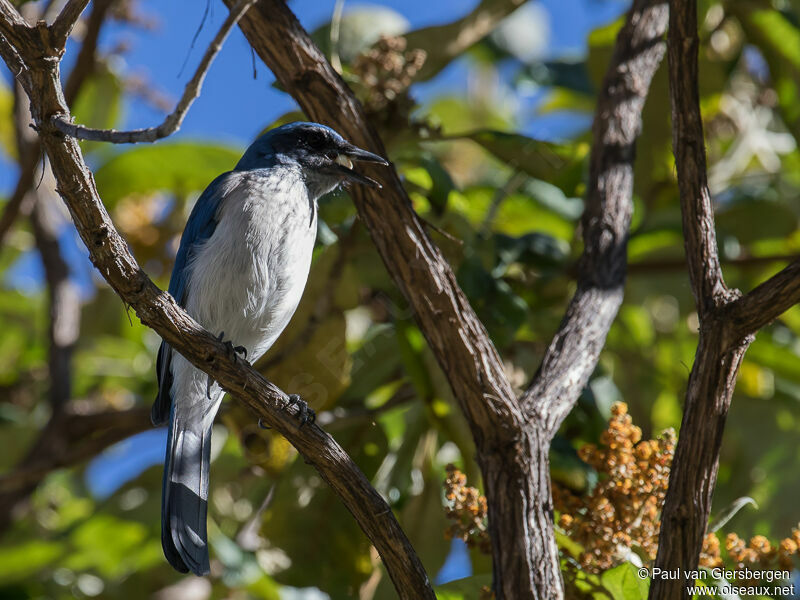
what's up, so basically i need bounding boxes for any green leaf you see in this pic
[457,255,528,347]
[600,563,650,600]
[417,154,456,215]
[94,142,241,206]
[493,232,570,275]
[463,130,586,193]
[71,65,123,131]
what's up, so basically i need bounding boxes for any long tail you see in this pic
[161,402,214,576]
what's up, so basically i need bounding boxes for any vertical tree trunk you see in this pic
[649,1,751,596]
[651,330,749,600]
[481,428,561,599]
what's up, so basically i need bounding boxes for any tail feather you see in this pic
[161,405,213,576]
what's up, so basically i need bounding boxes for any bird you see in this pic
[151,121,388,576]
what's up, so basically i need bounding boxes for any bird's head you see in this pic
[236,122,389,196]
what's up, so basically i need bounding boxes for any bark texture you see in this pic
[522,0,669,435]
[650,2,800,597]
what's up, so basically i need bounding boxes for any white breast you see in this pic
[184,168,317,362]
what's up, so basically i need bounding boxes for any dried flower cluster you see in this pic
[700,530,800,572]
[442,402,799,588]
[557,402,800,579]
[351,36,428,136]
[442,463,491,554]
[352,35,425,111]
[554,403,676,572]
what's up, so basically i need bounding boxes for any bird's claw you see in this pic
[258,418,271,430]
[216,331,248,361]
[285,394,315,427]
[206,331,248,399]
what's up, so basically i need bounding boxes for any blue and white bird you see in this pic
[152,122,388,576]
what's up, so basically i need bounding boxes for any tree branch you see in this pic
[0,407,152,497]
[723,259,800,340]
[0,1,32,88]
[403,0,526,82]
[522,0,668,436]
[0,0,114,250]
[31,194,81,409]
[225,0,515,470]
[49,0,90,50]
[649,2,752,597]
[50,0,256,143]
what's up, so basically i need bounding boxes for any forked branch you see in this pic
[51,0,256,143]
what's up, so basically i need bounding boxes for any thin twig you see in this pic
[51,0,256,143]
[49,0,91,50]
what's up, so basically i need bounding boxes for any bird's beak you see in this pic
[334,144,389,188]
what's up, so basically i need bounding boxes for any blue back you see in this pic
[152,172,231,425]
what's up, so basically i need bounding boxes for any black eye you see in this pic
[306,130,327,150]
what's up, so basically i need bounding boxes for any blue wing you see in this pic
[152,171,236,425]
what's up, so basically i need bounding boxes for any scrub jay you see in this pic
[152,122,388,576]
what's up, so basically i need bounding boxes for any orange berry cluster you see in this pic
[442,464,492,554]
[553,403,676,572]
[700,530,800,572]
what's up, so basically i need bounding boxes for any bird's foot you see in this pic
[206,331,248,399]
[285,394,315,427]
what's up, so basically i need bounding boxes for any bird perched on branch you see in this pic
[152,122,388,576]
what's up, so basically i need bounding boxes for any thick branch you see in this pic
[49,0,90,50]
[724,259,800,341]
[0,0,114,250]
[668,1,735,313]
[227,2,669,598]
[522,0,668,436]
[51,0,255,143]
[31,195,80,409]
[226,0,515,448]
[650,2,750,597]
[404,0,526,82]
[0,1,32,88]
